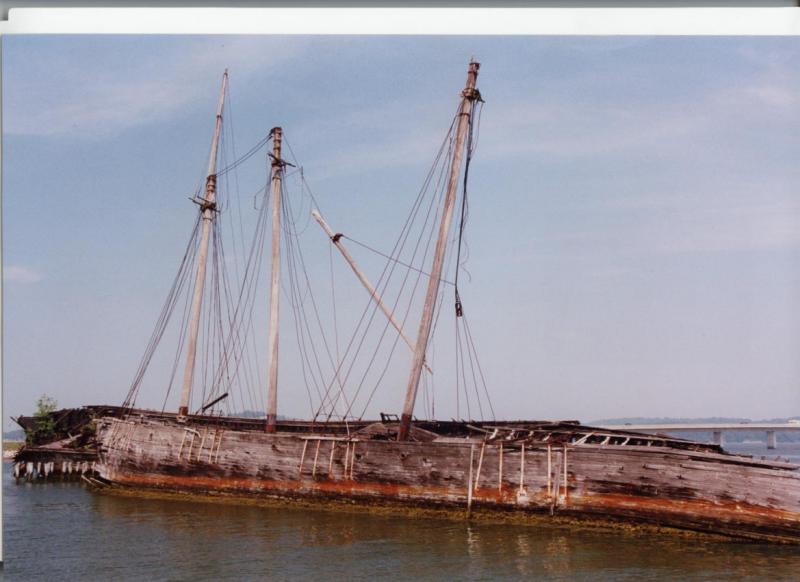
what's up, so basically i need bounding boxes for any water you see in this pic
[4,444,800,581]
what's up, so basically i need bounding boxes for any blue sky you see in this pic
[3,35,800,428]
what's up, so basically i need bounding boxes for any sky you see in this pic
[3,35,800,430]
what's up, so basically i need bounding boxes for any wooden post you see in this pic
[398,60,481,441]
[312,440,321,477]
[178,70,228,417]
[198,427,208,458]
[265,127,284,432]
[547,444,552,497]
[178,430,187,459]
[519,443,525,493]
[498,443,503,492]
[207,429,217,462]
[213,431,223,463]
[298,440,308,478]
[474,442,485,491]
[467,443,475,517]
[312,210,431,373]
[187,432,196,461]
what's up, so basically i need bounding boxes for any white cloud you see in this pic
[4,37,308,138]
[477,100,703,160]
[4,265,44,284]
[471,63,800,162]
[288,95,458,179]
[741,85,798,108]
[533,194,800,259]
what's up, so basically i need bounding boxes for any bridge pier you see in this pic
[597,422,796,449]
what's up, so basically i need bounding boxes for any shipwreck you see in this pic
[13,61,800,543]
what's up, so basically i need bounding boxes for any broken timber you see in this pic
[312,209,432,374]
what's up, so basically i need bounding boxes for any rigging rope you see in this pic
[123,214,201,412]
[123,86,494,424]
[317,115,458,421]
[339,235,455,286]
[453,98,482,318]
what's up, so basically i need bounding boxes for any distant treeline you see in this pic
[589,417,800,443]
[3,429,25,441]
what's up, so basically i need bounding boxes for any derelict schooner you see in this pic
[22,62,800,542]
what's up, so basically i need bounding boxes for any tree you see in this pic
[30,394,58,444]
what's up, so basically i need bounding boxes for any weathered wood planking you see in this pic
[95,417,800,542]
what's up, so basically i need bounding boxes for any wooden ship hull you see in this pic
[93,413,800,543]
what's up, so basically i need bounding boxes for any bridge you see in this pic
[597,423,800,449]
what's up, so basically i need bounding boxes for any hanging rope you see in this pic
[316,114,458,421]
[122,78,494,425]
[453,99,483,318]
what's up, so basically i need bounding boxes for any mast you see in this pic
[398,61,480,441]
[178,70,228,417]
[312,209,432,373]
[265,127,284,432]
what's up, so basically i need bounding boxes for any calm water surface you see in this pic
[3,443,800,581]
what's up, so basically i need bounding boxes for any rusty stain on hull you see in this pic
[92,415,800,544]
[100,471,800,544]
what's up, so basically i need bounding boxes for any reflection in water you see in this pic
[542,535,572,578]
[465,524,479,559]
[5,444,800,581]
[513,532,533,577]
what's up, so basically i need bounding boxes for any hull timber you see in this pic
[95,415,800,543]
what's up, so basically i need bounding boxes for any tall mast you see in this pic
[398,61,480,441]
[178,69,228,417]
[265,127,284,432]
